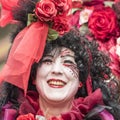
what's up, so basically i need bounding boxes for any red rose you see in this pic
[69,10,80,28]
[52,15,70,35]
[17,113,35,120]
[88,7,117,41]
[0,0,19,27]
[35,0,57,22]
[51,0,70,13]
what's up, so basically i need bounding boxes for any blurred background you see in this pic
[0,25,13,70]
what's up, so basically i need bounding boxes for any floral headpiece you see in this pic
[0,0,72,94]
[70,0,120,80]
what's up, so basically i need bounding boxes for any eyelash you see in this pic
[42,59,74,64]
[64,60,74,64]
[42,59,52,64]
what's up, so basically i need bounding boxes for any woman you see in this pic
[30,29,120,120]
[0,0,120,120]
[0,29,120,120]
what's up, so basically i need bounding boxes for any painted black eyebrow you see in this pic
[61,54,75,58]
[43,55,53,57]
[43,54,75,59]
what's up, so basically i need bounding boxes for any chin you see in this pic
[47,96,65,102]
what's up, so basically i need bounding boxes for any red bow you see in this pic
[0,22,48,94]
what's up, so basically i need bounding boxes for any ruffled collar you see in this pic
[18,88,104,119]
[1,89,114,120]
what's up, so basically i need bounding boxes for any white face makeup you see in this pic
[35,47,79,103]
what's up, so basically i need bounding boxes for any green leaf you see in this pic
[72,8,81,14]
[27,13,36,26]
[47,28,59,41]
[104,1,114,7]
[79,24,89,36]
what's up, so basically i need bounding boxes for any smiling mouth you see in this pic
[47,79,66,88]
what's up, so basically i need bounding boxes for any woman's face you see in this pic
[35,47,79,103]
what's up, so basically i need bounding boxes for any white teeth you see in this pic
[48,80,65,86]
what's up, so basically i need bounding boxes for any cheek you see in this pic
[63,64,79,80]
[35,67,47,93]
[36,65,50,78]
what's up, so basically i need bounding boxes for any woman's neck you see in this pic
[39,97,73,119]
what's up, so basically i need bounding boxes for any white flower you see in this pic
[116,45,120,57]
[117,37,120,45]
[79,7,93,25]
[36,115,46,120]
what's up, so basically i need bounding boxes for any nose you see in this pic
[51,61,63,75]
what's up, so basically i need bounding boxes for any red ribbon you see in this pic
[0,22,48,94]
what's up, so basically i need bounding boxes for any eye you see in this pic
[64,60,74,64]
[42,58,53,65]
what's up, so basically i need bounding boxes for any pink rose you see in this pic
[51,0,70,13]
[52,15,70,35]
[0,0,19,27]
[109,46,120,79]
[17,113,35,120]
[88,7,118,41]
[113,2,120,20]
[35,0,57,22]
[116,37,120,57]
